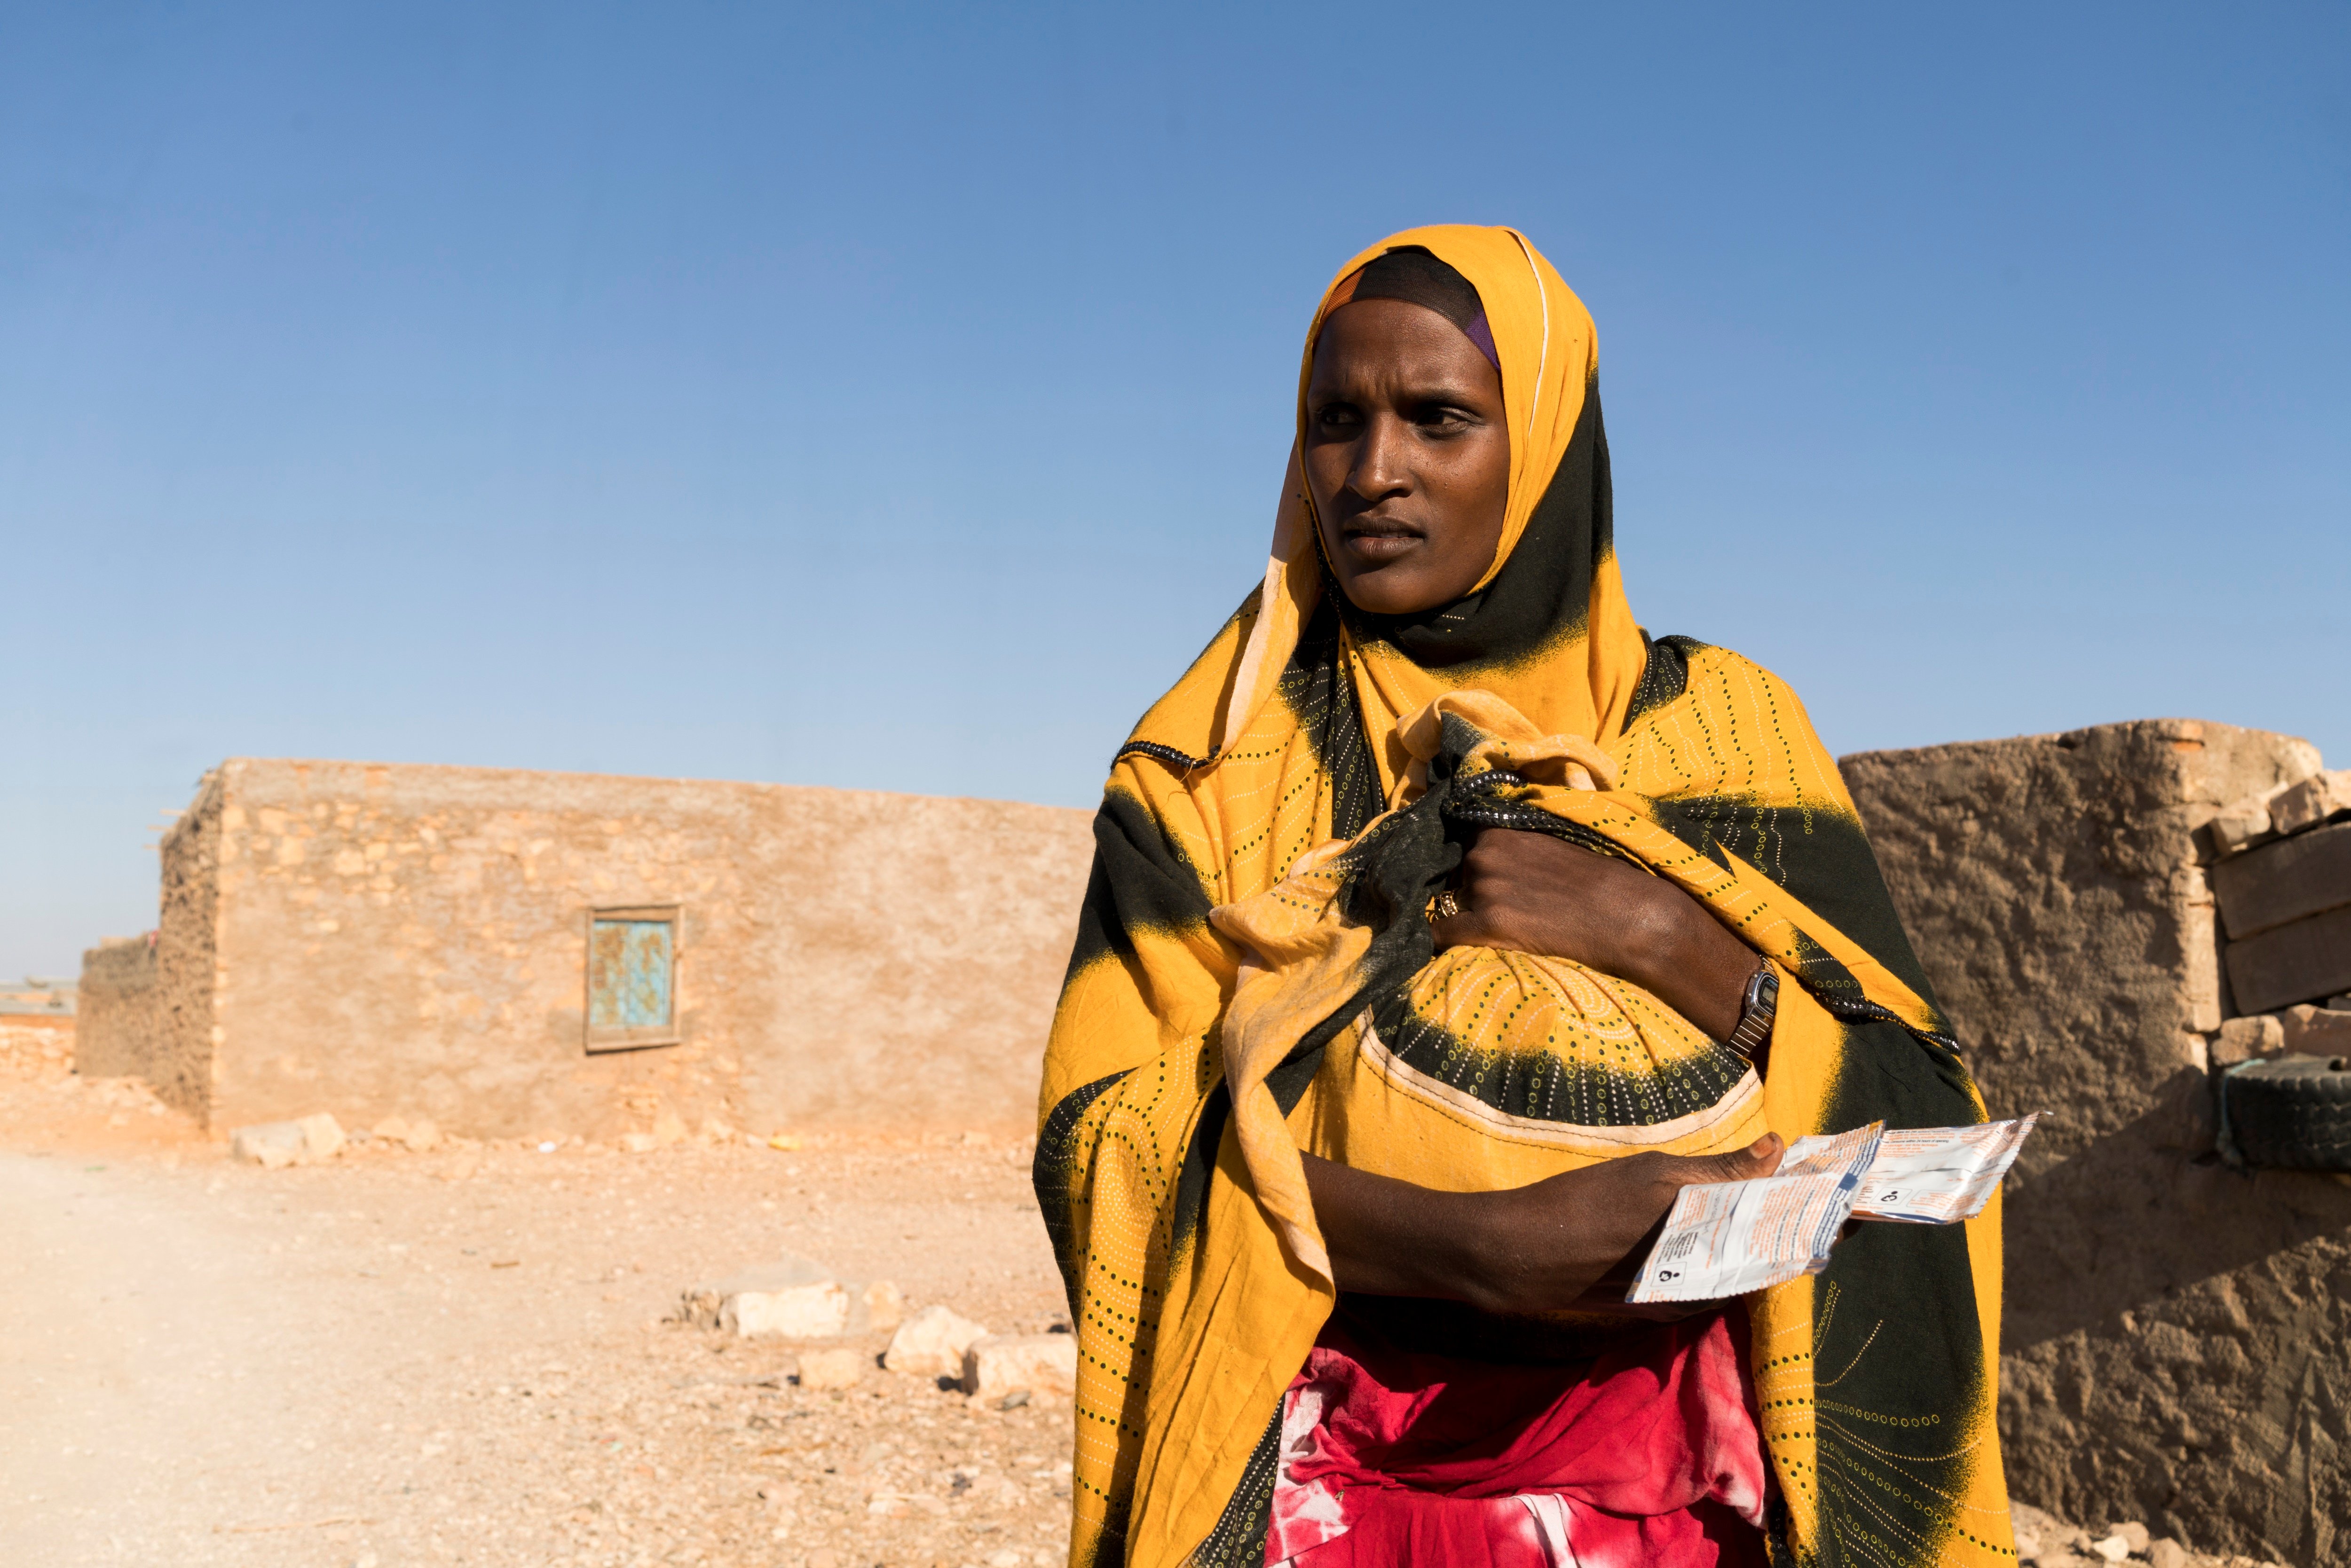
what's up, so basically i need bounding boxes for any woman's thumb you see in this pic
[1684,1133,1783,1185]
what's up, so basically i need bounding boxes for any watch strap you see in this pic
[1725,959,1779,1060]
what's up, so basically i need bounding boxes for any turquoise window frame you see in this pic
[585,905,682,1052]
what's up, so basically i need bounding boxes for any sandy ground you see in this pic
[0,1023,1074,1568]
[0,1021,2299,1568]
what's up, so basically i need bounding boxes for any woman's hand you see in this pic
[1302,1135,1785,1315]
[1430,827,1758,1042]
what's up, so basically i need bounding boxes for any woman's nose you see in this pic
[1347,413,1411,500]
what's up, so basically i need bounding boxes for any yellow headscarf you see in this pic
[1203,223,1647,796]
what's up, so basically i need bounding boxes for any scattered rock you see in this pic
[229,1112,345,1167]
[794,1347,865,1391]
[296,1112,346,1160]
[2210,1014,2286,1067]
[2149,1541,2190,1568]
[2091,1535,2131,1563]
[2268,768,2351,836]
[884,1304,990,1377]
[961,1334,1077,1403]
[2208,792,2277,858]
[2109,1522,2150,1556]
[230,1121,303,1168]
[677,1254,903,1339]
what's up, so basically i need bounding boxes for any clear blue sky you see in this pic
[4,3,2345,979]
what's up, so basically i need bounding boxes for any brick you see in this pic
[2267,768,2351,836]
[2281,1002,2351,1058]
[2206,796,2275,859]
[2209,1015,2284,1067]
[2213,821,2351,938]
[2225,904,2351,1014]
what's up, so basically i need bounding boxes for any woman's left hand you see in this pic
[1430,827,1758,1042]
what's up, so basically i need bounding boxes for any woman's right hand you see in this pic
[1466,1135,1785,1315]
[1302,1135,1785,1315]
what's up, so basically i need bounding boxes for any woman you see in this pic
[1036,226,2012,1568]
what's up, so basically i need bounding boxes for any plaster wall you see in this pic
[158,759,1095,1142]
[1844,719,2344,1567]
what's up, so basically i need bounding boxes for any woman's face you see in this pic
[1304,297,1511,616]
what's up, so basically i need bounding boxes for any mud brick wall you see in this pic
[1844,719,2347,1568]
[130,759,1095,1143]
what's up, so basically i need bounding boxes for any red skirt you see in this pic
[1265,1311,1769,1567]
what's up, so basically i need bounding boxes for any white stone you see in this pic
[960,1333,1077,1402]
[679,1253,897,1338]
[2109,1522,2149,1555]
[2269,769,2351,836]
[794,1347,865,1390]
[726,1281,850,1339]
[229,1120,306,1168]
[296,1111,345,1161]
[2090,1535,2130,1563]
[229,1113,343,1167]
[884,1304,991,1377]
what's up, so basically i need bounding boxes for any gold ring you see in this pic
[1429,889,1461,924]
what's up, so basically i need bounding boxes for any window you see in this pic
[585,906,680,1051]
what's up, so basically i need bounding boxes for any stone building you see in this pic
[1846,719,2346,1568]
[81,758,1095,1142]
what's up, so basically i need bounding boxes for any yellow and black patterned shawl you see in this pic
[1034,225,2013,1568]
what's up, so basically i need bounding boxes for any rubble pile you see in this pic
[2013,1501,2293,1568]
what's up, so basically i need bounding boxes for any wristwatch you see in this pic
[1725,959,1779,1060]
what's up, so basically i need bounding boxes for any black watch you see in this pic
[1725,960,1778,1060]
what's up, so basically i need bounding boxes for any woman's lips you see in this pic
[1341,526,1421,563]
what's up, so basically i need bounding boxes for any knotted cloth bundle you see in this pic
[1034,225,2013,1568]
